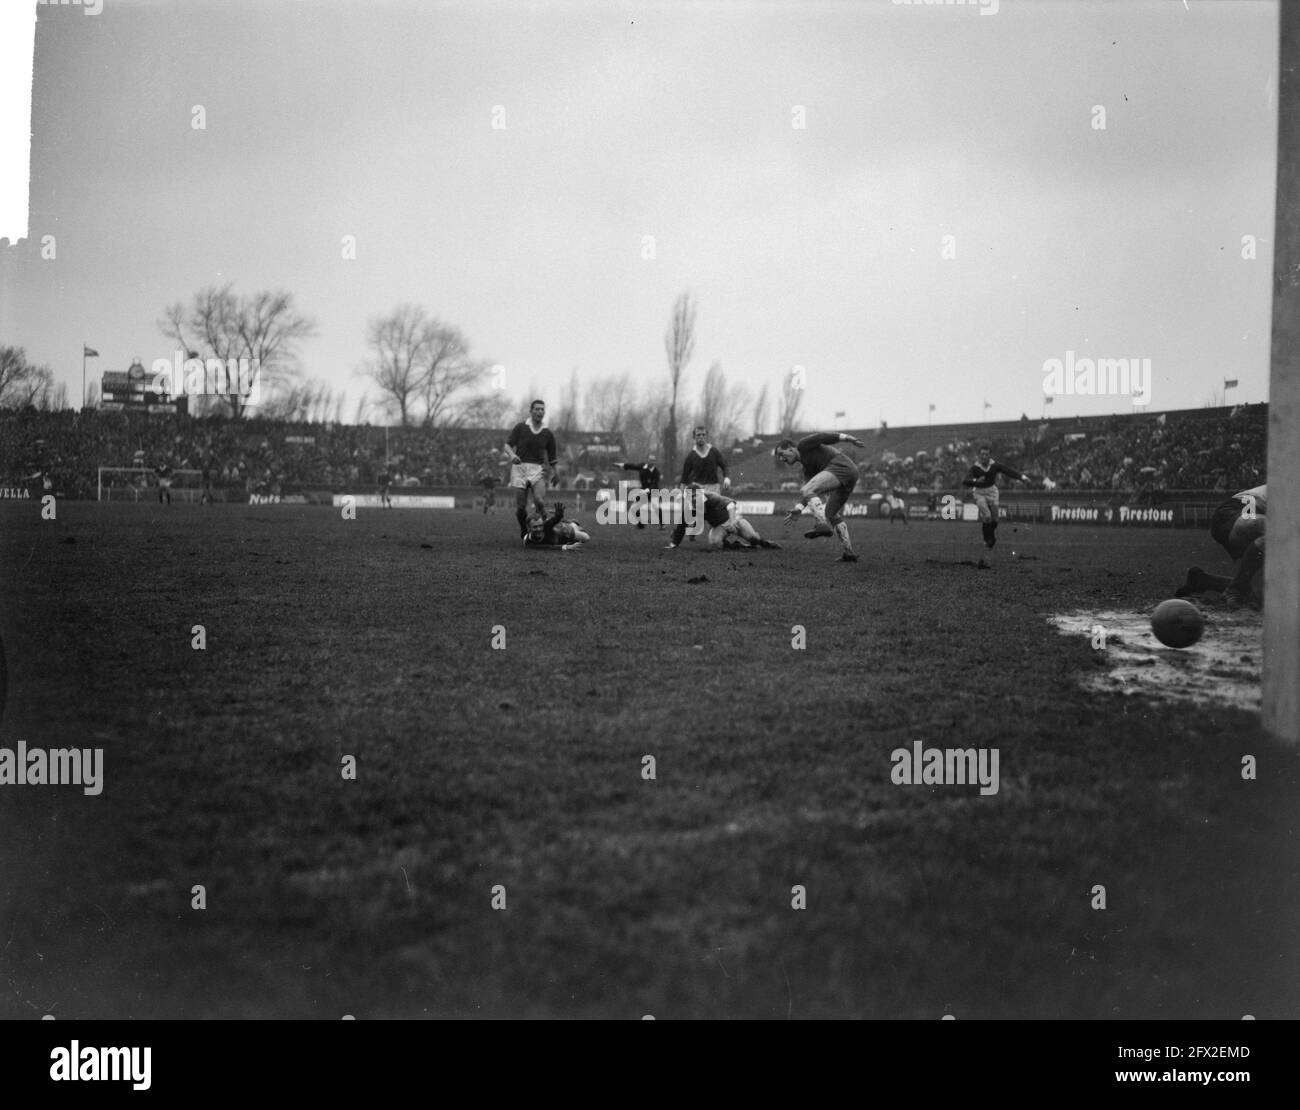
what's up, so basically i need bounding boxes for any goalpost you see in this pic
[1265,2,1299,744]
[97,467,203,503]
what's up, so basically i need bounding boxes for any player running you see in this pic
[523,502,589,550]
[505,400,559,539]
[774,432,865,562]
[960,445,1034,568]
[1176,483,1265,606]
[478,467,499,515]
[154,460,174,506]
[665,487,780,551]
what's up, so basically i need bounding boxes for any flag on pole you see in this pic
[834,410,846,418]
[928,403,936,412]
[983,399,991,409]
[1224,378,1239,389]
[83,346,99,357]
[1044,396,1053,405]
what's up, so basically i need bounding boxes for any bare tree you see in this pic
[778,372,804,437]
[418,324,480,429]
[663,291,697,480]
[365,304,436,425]
[619,381,668,461]
[587,373,634,434]
[751,381,770,438]
[695,361,750,446]
[452,388,513,429]
[261,378,337,423]
[239,290,316,411]
[160,285,316,418]
[552,368,583,433]
[353,389,374,425]
[0,346,57,409]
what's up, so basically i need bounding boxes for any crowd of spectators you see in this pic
[861,406,1267,496]
[0,411,510,499]
[0,405,1269,500]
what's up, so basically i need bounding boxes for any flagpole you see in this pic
[82,342,86,411]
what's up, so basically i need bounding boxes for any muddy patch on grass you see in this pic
[1048,607,1262,711]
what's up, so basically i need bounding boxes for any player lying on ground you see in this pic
[524,502,589,550]
[665,488,780,551]
[1176,483,1265,606]
[960,445,1034,567]
[774,432,865,562]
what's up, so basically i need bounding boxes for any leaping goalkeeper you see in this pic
[774,431,865,563]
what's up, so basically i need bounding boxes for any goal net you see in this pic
[97,467,203,503]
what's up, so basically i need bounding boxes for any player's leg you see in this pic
[974,490,995,565]
[1226,535,1265,605]
[532,471,549,513]
[824,482,857,560]
[800,471,840,537]
[706,523,729,550]
[514,483,529,538]
[735,516,780,549]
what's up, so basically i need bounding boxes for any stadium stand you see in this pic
[0,404,1267,500]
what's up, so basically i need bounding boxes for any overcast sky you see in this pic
[0,0,1280,429]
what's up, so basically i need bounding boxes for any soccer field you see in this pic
[0,502,1295,1019]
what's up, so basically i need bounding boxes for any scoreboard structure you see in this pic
[98,359,187,415]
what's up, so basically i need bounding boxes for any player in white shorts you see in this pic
[504,400,559,539]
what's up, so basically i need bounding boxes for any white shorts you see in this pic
[973,486,999,523]
[510,463,550,498]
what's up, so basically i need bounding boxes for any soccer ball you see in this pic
[1151,599,1204,649]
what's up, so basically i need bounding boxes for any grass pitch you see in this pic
[0,501,1295,1019]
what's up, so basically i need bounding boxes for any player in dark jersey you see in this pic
[1176,484,1265,606]
[377,467,393,509]
[616,454,663,529]
[665,487,781,550]
[523,502,589,549]
[478,468,499,514]
[775,432,865,562]
[505,400,559,538]
[960,445,1034,568]
[199,456,216,505]
[680,427,729,492]
[154,461,174,506]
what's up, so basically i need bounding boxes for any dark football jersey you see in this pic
[507,422,557,465]
[795,433,849,480]
[622,461,662,489]
[962,461,1026,489]
[681,446,727,485]
[698,492,736,527]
